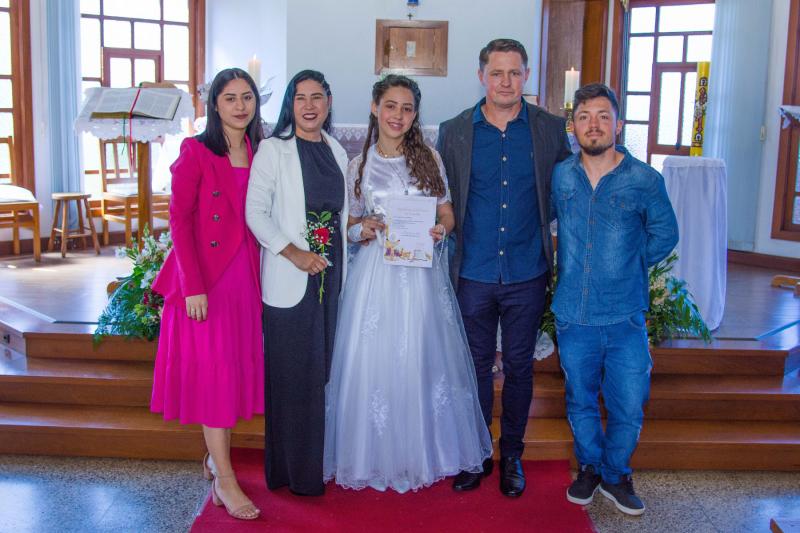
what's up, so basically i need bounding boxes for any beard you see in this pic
[578,135,615,157]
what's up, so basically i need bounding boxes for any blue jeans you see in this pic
[457,275,547,457]
[556,313,652,484]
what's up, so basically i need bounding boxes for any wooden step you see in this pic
[23,333,157,361]
[0,403,263,460]
[492,371,800,421]
[509,418,800,470]
[0,357,154,406]
[532,345,795,376]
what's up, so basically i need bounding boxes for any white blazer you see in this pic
[246,130,350,308]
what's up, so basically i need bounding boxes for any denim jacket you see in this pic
[550,147,678,325]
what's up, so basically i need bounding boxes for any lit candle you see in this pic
[247,55,262,88]
[564,67,580,107]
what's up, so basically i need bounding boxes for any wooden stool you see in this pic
[48,193,100,257]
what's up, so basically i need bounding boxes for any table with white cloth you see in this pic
[662,156,727,331]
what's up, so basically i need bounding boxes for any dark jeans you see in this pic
[457,275,547,457]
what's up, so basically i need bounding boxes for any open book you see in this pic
[91,88,181,120]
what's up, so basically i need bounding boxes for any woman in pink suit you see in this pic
[151,68,265,521]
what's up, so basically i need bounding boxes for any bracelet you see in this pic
[347,222,366,242]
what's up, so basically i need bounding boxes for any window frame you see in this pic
[1,0,34,192]
[771,0,800,241]
[616,0,715,165]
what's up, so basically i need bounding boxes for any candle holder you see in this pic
[563,101,574,133]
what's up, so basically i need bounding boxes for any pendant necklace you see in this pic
[376,143,409,195]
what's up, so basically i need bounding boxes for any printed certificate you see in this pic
[382,195,437,268]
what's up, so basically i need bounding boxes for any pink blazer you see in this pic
[152,137,260,304]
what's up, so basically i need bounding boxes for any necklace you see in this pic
[374,144,409,195]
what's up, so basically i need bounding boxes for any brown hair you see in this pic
[479,38,528,70]
[355,74,445,199]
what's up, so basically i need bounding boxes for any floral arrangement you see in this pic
[303,210,335,303]
[540,251,711,346]
[94,228,171,343]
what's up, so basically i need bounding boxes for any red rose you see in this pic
[313,227,330,245]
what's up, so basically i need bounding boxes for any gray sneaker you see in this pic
[599,476,645,516]
[566,464,602,505]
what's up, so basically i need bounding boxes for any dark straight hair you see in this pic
[271,69,333,140]
[574,83,620,118]
[197,68,264,156]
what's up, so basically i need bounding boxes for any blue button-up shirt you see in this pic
[460,100,548,284]
[550,147,679,325]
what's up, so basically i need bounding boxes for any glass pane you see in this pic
[163,0,189,23]
[103,0,160,20]
[79,0,99,15]
[0,12,10,75]
[657,72,682,146]
[163,24,189,81]
[627,37,654,92]
[81,132,100,174]
[625,94,650,122]
[630,7,655,34]
[0,0,9,7]
[0,143,10,176]
[686,35,713,62]
[104,20,132,48]
[796,149,800,193]
[793,197,800,225]
[80,17,101,78]
[659,4,716,33]
[134,58,156,85]
[681,72,697,147]
[624,124,649,162]
[134,22,161,50]
[109,57,132,87]
[0,78,11,108]
[0,111,12,136]
[650,154,668,174]
[657,36,683,63]
[81,79,101,96]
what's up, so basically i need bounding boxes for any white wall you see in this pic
[285,0,543,126]
[754,0,800,258]
[206,0,288,122]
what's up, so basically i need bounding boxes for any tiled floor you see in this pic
[2,454,798,533]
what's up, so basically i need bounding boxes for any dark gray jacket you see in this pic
[436,102,572,288]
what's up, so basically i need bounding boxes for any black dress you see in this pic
[263,136,344,495]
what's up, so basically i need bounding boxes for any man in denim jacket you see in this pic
[550,84,678,516]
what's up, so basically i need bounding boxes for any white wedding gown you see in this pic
[323,146,492,493]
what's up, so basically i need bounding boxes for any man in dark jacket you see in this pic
[437,38,572,497]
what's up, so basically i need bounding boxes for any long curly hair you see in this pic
[355,75,444,199]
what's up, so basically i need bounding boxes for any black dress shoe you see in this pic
[452,457,494,491]
[499,456,525,497]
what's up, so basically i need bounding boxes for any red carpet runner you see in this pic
[191,448,595,532]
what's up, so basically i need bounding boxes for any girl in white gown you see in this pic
[323,75,492,493]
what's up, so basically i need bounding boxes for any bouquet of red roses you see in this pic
[303,210,335,303]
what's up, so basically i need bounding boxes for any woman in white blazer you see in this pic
[245,70,349,496]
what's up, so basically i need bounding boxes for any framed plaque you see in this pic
[374,19,448,77]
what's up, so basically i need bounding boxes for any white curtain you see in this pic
[45,0,82,228]
[704,0,773,251]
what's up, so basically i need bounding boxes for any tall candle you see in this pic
[564,68,580,107]
[247,55,262,88]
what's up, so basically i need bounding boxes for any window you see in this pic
[772,0,800,241]
[620,1,715,171]
[79,0,204,195]
[0,0,34,191]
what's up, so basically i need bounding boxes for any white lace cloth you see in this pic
[74,87,194,142]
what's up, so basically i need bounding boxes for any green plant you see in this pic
[540,251,711,346]
[94,227,171,343]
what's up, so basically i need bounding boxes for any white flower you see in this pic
[114,247,128,259]
[140,269,156,289]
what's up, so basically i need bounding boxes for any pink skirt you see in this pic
[151,240,264,428]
